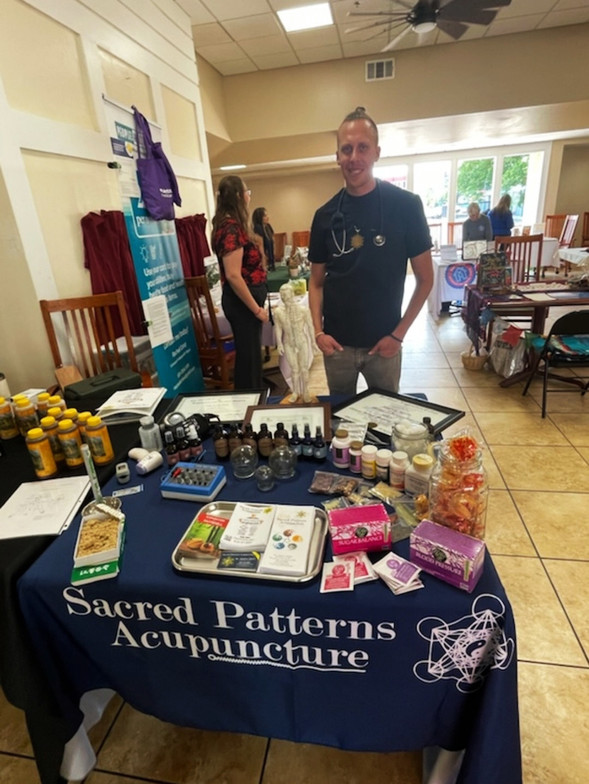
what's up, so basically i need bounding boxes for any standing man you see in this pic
[308,107,433,396]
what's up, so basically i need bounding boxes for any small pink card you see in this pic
[333,551,377,584]
[320,561,355,593]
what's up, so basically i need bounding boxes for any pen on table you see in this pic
[80,443,103,502]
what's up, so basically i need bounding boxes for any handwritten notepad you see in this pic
[0,476,90,540]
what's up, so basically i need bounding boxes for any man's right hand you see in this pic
[315,333,343,355]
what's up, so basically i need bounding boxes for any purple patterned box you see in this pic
[409,519,486,593]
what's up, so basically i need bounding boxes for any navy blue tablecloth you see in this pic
[18,449,522,784]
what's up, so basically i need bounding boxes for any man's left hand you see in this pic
[368,335,402,358]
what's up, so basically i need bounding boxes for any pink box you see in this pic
[409,519,486,593]
[328,503,391,555]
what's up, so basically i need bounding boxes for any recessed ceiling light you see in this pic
[277,3,333,33]
[219,164,246,171]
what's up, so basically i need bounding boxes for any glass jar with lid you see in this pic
[428,432,488,540]
[391,419,430,460]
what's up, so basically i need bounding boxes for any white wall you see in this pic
[0,0,214,392]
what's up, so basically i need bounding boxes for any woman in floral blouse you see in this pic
[211,175,268,389]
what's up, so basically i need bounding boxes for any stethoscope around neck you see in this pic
[330,180,386,258]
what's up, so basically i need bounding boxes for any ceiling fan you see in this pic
[346,0,512,52]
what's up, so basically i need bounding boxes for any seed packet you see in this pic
[333,550,378,584]
[309,471,339,494]
[319,560,355,593]
[329,476,359,496]
[321,496,349,512]
[369,481,403,507]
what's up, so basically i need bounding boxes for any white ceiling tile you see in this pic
[215,59,259,75]
[191,23,232,46]
[239,34,292,56]
[554,0,589,9]
[341,36,390,57]
[538,9,589,26]
[223,14,282,39]
[297,43,344,61]
[201,0,273,21]
[484,14,546,36]
[175,0,215,24]
[331,0,376,26]
[196,41,248,62]
[496,0,557,17]
[288,25,340,49]
[249,51,300,68]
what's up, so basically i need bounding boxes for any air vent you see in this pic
[365,58,394,82]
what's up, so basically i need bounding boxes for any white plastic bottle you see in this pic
[390,450,409,490]
[404,453,434,496]
[138,415,163,452]
[331,428,351,469]
[375,448,393,482]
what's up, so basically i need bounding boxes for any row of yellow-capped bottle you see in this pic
[26,410,114,478]
[0,391,69,440]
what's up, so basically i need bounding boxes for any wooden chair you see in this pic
[291,230,310,249]
[495,234,543,284]
[273,232,287,262]
[447,222,463,247]
[522,310,589,417]
[559,214,578,248]
[582,212,589,246]
[39,292,139,390]
[185,275,235,389]
[544,214,566,241]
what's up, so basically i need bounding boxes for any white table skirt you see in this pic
[428,257,477,317]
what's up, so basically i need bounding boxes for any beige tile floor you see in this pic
[2,287,589,784]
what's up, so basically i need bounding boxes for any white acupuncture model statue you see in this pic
[273,283,318,403]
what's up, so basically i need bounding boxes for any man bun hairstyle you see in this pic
[341,106,379,144]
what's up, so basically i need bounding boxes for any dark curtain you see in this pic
[81,211,211,334]
[175,214,210,276]
[81,210,145,336]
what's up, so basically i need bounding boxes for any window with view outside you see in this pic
[455,158,493,221]
[500,154,529,221]
[376,163,408,190]
[412,161,450,249]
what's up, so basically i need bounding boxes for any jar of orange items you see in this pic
[428,430,488,540]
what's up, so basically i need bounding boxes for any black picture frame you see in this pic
[331,389,464,440]
[169,389,268,424]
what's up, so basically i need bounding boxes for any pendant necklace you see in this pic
[351,228,364,249]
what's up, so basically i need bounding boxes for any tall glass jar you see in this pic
[428,436,488,540]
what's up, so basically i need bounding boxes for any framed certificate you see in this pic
[244,402,331,438]
[170,390,267,424]
[331,389,464,440]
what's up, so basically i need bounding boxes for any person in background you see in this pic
[252,207,275,271]
[211,176,268,390]
[308,106,433,396]
[463,202,492,242]
[488,194,514,239]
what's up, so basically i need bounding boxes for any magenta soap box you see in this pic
[328,503,391,555]
[409,519,486,593]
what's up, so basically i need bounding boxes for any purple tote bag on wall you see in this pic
[133,106,182,221]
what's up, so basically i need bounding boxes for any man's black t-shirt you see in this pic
[309,180,431,347]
